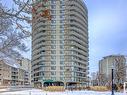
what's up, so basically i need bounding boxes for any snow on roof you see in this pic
[3,57,20,68]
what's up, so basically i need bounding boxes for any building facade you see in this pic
[0,58,31,86]
[32,0,89,87]
[17,58,31,85]
[99,55,126,85]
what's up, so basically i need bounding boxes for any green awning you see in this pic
[43,79,54,83]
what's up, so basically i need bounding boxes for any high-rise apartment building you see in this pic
[99,55,126,84]
[32,0,89,87]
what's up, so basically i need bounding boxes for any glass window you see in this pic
[51,66,56,70]
[51,61,56,65]
[60,66,64,70]
[51,50,56,54]
[60,61,64,65]
[60,77,64,81]
[60,50,64,54]
[51,5,56,9]
[51,10,56,14]
[60,40,64,44]
[51,72,56,75]
[60,25,64,28]
[60,72,64,75]
[60,20,64,23]
[51,55,56,59]
[51,25,56,29]
[60,10,65,14]
[60,30,64,33]
[60,5,65,9]
[51,45,56,49]
[60,15,65,19]
[51,15,56,19]
[60,55,64,59]
[51,20,56,24]
[51,77,56,80]
[60,0,64,4]
[51,40,56,44]
[60,45,64,49]
[60,35,64,39]
[51,30,56,34]
[51,35,56,39]
[51,0,56,4]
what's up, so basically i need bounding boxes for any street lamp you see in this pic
[111,68,114,95]
[111,66,115,95]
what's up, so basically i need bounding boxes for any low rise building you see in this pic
[0,57,31,86]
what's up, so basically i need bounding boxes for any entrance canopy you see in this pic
[43,81,64,87]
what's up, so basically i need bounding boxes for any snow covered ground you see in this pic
[0,89,124,95]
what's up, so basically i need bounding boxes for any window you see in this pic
[51,77,56,80]
[51,20,56,24]
[51,55,56,59]
[60,30,64,33]
[60,10,65,14]
[60,25,64,28]
[60,15,65,19]
[60,66,64,70]
[51,30,56,34]
[51,10,56,14]
[51,61,56,65]
[51,15,56,19]
[51,50,56,54]
[51,45,56,49]
[51,5,56,9]
[60,77,64,81]
[60,61,64,65]
[51,66,56,70]
[60,45,64,49]
[51,72,56,75]
[60,5,65,9]
[51,0,56,4]
[60,72,64,75]
[41,56,45,60]
[60,20,64,23]
[51,35,56,39]
[60,40,64,44]
[60,0,64,4]
[60,50,64,54]
[51,25,56,29]
[60,35,64,39]
[51,40,56,44]
[60,55,64,59]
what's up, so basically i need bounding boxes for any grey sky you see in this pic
[1,0,127,74]
[86,0,127,73]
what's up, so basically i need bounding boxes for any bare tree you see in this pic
[0,0,32,60]
[114,56,126,84]
[0,0,51,60]
[97,73,109,86]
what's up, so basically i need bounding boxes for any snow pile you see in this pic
[0,89,123,95]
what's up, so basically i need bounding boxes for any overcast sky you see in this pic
[2,0,127,74]
[86,0,127,73]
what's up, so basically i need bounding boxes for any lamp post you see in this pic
[111,68,114,95]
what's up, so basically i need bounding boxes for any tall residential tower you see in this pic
[99,55,126,85]
[32,0,89,87]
